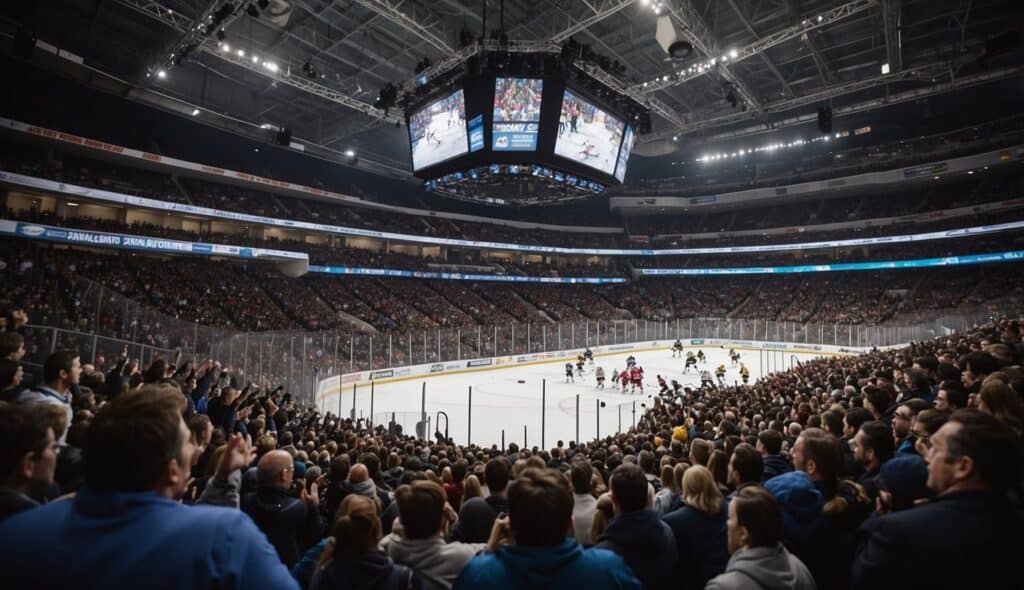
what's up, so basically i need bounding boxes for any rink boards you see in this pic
[316,337,871,401]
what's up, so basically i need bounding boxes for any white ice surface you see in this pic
[327,347,822,448]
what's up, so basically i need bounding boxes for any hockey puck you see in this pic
[517,380,526,384]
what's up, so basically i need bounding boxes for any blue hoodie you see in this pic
[452,538,640,590]
[0,488,298,590]
[764,471,824,545]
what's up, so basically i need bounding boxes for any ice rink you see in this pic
[410,110,467,170]
[554,117,621,175]
[323,346,825,448]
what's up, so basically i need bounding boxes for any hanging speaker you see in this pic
[817,107,833,134]
[13,28,37,60]
[275,128,292,146]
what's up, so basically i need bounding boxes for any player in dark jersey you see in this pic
[684,351,698,373]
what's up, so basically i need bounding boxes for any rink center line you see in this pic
[320,343,846,397]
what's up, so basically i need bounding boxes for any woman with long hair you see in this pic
[462,474,483,502]
[662,465,730,589]
[978,381,1024,435]
[653,464,679,517]
[589,493,615,545]
[706,450,732,497]
[310,495,423,590]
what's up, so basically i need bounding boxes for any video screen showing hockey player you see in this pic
[408,89,468,171]
[553,89,624,176]
[492,78,543,151]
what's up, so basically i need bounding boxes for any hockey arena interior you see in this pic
[1,1,1023,589]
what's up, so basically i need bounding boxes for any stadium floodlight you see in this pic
[191,108,200,116]
[729,49,738,59]
[881,63,890,74]
[344,149,356,157]
[156,69,166,79]
[237,49,245,57]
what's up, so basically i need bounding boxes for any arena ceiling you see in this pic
[2,0,1022,169]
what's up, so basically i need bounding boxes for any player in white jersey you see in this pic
[595,366,605,388]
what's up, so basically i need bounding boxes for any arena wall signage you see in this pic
[0,219,308,261]
[3,168,1023,257]
[638,249,1024,276]
[309,265,627,284]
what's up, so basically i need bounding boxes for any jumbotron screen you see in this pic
[614,125,635,183]
[408,89,468,171]
[492,78,543,151]
[553,89,624,176]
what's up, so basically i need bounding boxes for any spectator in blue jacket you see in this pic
[662,465,730,590]
[0,385,298,590]
[452,467,640,590]
[595,463,677,590]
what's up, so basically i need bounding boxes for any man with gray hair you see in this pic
[242,449,324,567]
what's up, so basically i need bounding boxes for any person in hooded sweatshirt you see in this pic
[452,468,639,590]
[595,464,677,590]
[706,486,816,590]
[310,494,423,590]
[379,481,485,590]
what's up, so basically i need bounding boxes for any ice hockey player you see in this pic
[700,368,715,390]
[684,351,698,373]
[576,357,586,377]
[629,365,643,394]
[740,363,750,385]
[715,364,727,387]
[657,374,669,395]
[583,346,594,364]
[671,339,684,357]
[565,362,575,383]
[625,354,636,368]
[696,349,706,364]
[619,369,630,392]
[611,368,619,383]
[595,366,606,389]
[729,348,741,366]
[671,380,683,397]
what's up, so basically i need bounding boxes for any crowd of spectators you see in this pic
[622,113,1024,198]
[1,293,1022,589]
[4,133,1023,254]
[4,237,1022,361]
